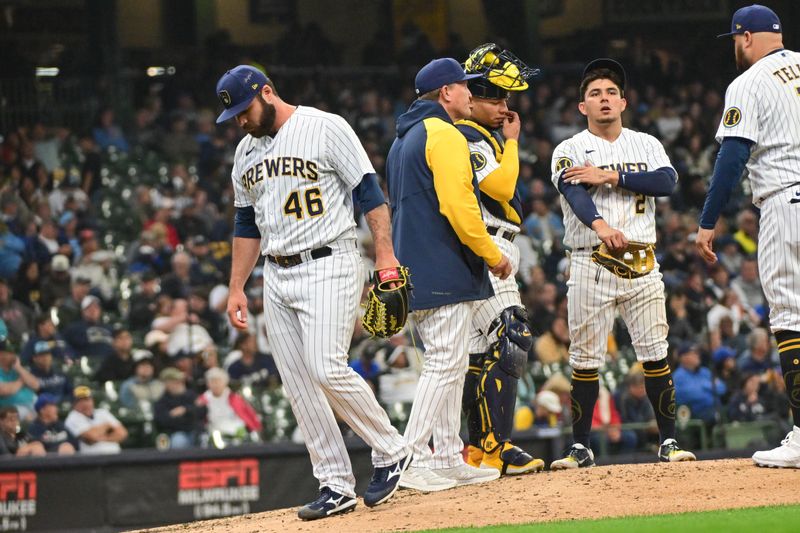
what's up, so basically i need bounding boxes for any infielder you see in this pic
[697,5,800,468]
[387,58,510,491]
[216,65,410,519]
[454,44,544,475]
[549,58,695,469]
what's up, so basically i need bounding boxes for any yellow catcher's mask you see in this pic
[464,43,538,93]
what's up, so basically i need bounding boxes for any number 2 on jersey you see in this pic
[283,188,325,219]
[635,193,646,214]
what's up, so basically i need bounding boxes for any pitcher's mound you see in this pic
[146,458,800,532]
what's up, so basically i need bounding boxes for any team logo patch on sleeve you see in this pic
[470,151,487,171]
[555,157,574,173]
[723,107,742,127]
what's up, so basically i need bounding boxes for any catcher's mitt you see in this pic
[361,266,412,338]
[591,241,655,279]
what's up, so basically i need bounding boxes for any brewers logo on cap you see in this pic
[219,90,232,108]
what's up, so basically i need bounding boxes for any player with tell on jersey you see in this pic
[549,58,695,469]
[216,65,410,520]
[696,4,800,468]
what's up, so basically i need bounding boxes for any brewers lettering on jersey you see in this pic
[697,5,800,469]
[549,58,695,471]
[216,65,410,520]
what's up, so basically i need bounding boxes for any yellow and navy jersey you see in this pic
[386,100,501,310]
[456,120,523,234]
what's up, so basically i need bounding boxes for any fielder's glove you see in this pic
[591,241,655,279]
[361,266,411,338]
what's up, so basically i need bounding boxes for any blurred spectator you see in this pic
[533,390,563,428]
[673,343,725,423]
[526,282,558,335]
[591,386,636,454]
[119,350,164,409]
[712,346,740,405]
[0,277,33,346]
[733,210,758,255]
[93,327,135,383]
[144,329,170,370]
[73,249,118,303]
[153,367,206,449]
[187,288,225,344]
[14,261,43,312]
[127,270,161,333]
[63,295,115,360]
[21,315,75,364]
[160,251,192,299]
[665,289,696,348]
[377,340,422,405]
[56,275,92,327]
[0,406,46,457]
[28,341,72,403]
[616,372,658,449]
[27,394,77,455]
[64,386,128,454]
[727,373,772,423]
[92,107,129,153]
[738,328,778,374]
[227,331,278,388]
[197,367,261,440]
[0,222,26,279]
[0,340,39,421]
[523,196,564,254]
[534,316,570,364]
[39,254,73,310]
[730,257,766,313]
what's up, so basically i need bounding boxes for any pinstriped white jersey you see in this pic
[551,128,675,249]
[716,49,800,206]
[231,106,374,256]
[469,139,519,234]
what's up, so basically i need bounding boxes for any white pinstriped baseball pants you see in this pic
[759,186,800,333]
[263,249,407,498]
[404,302,473,469]
[567,251,669,369]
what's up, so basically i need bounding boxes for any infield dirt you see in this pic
[144,458,799,532]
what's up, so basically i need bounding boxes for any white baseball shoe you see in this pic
[399,465,457,492]
[752,428,800,468]
[432,462,501,486]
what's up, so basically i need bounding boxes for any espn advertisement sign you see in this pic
[0,472,36,531]
[177,459,260,520]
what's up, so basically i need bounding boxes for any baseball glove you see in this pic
[591,241,655,279]
[361,266,412,338]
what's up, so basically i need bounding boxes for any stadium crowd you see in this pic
[0,40,791,458]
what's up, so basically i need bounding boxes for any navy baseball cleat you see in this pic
[363,454,412,507]
[550,443,595,470]
[297,487,357,520]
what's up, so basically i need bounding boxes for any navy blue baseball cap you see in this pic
[215,65,270,124]
[582,58,627,90]
[415,58,483,96]
[717,4,782,38]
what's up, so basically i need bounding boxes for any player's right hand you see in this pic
[226,289,249,330]
[502,111,521,141]
[594,222,628,251]
[695,227,718,264]
[489,254,512,280]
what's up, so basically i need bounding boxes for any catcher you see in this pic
[549,58,695,469]
[452,43,545,475]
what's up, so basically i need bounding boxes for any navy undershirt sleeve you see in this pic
[617,167,678,197]
[352,173,386,214]
[234,206,261,239]
[699,137,753,229]
[557,174,602,228]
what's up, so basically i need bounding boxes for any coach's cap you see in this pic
[677,342,699,357]
[717,4,781,38]
[582,58,626,90]
[35,393,58,412]
[215,65,270,124]
[414,58,483,96]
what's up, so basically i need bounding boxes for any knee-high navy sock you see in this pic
[643,359,676,442]
[571,368,599,448]
[776,330,800,427]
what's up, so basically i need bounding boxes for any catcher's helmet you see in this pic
[464,43,539,99]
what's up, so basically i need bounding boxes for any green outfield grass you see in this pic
[420,504,800,532]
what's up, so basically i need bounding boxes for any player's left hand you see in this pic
[695,227,718,264]
[563,161,619,187]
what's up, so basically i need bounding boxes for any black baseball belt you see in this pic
[268,246,333,268]
[487,226,517,243]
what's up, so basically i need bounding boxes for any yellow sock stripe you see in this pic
[644,368,671,378]
[778,342,800,354]
[778,337,800,348]
[468,366,482,373]
[572,373,600,382]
